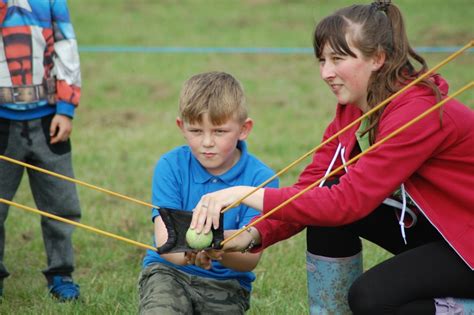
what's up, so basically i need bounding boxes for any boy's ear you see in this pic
[239,118,253,141]
[176,117,185,131]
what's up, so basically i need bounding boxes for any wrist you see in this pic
[248,226,261,245]
[237,186,264,211]
[241,226,261,253]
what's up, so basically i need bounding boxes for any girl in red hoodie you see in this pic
[190,1,474,314]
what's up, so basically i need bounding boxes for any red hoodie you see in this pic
[255,75,474,270]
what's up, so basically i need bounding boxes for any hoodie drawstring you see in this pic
[319,143,342,188]
[324,143,415,244]
[340,146,348,173]
[399,184,408,244]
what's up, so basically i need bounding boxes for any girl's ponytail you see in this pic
[366,1,441,142]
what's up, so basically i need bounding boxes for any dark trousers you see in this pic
[0,116,81,282]
[306,182,474,314]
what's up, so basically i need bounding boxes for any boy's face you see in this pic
[177,113,253,176]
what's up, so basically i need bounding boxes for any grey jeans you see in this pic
[0,116,81,282]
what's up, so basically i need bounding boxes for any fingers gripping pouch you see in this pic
[156,208,224,254]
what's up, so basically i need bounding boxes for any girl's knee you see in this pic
[348,277,383,315]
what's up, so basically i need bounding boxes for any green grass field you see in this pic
[1,0,472,314]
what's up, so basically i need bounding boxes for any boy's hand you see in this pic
[185,251,197,265]
[205,249,224,261]
[186,251,213,270]
[50,114,73,144]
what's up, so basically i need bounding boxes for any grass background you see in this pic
[1,0,472,314]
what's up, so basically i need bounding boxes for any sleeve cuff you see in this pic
[263,187,284,220]
[56,101,76,118]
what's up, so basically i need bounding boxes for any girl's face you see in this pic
[177,113,253,175]
[318,40,383,112]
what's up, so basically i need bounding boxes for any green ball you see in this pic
[186,228,213,250]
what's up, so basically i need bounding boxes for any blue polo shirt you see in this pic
[142,141,278,291]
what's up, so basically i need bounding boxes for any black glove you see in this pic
[156,208,224,254]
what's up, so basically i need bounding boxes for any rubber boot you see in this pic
[306,251,363,315]
[435,297,474,315]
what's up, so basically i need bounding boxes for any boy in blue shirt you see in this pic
[138,71,278,314]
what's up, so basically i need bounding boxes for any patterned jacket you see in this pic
[0,0,81,120]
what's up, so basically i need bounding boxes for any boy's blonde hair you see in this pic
[179,72,248,125]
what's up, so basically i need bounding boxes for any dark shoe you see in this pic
[48,276,80,301]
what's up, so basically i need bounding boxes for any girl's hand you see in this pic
[190,187,245,234]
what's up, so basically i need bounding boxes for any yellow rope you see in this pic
[0,41,470,219]
[2,70,469,254]
[221,81,473,246]
[220,40,473,214]
[0,41,470,252]
[0,155,159,210]
[0,198,156,251]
